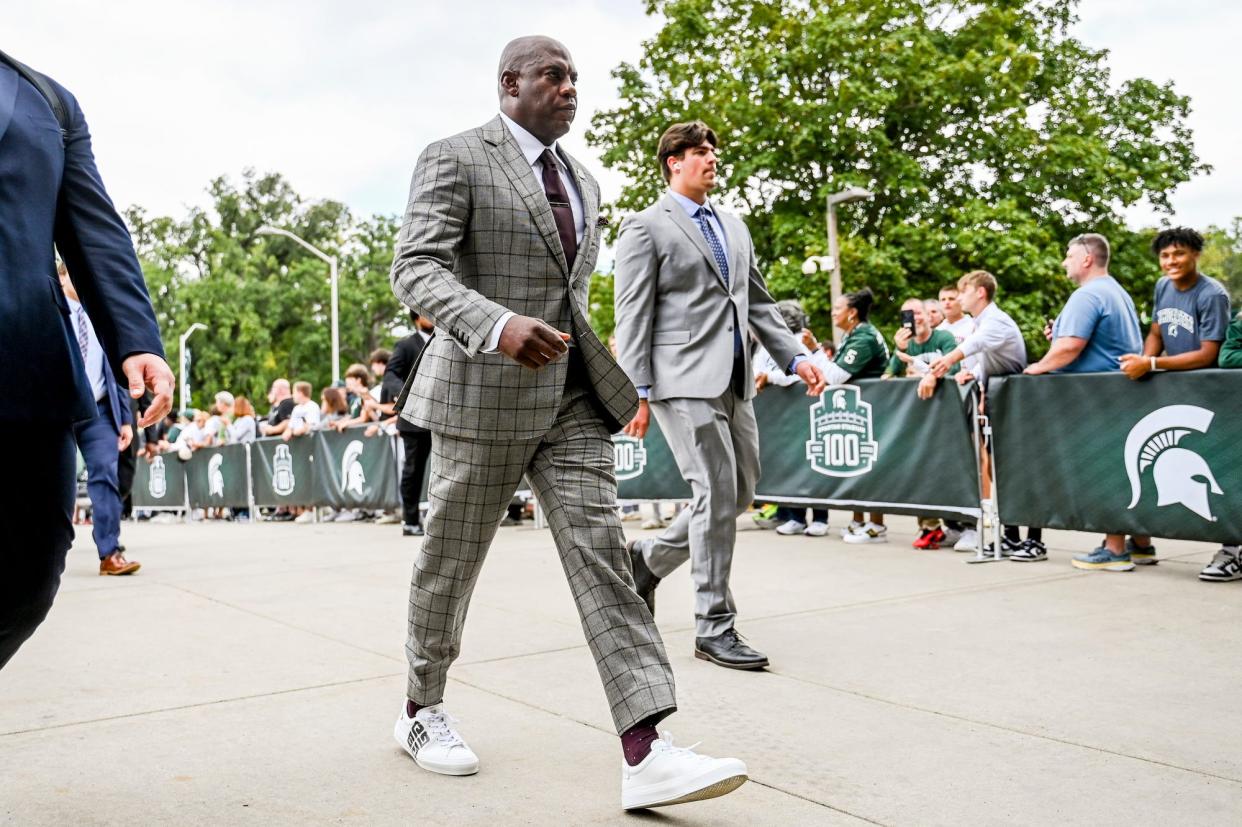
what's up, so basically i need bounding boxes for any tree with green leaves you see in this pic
[126,170,405,410]
[588,0,1206,352]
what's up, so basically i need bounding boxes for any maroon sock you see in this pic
[406,699,425,718]
[621,722,659,766]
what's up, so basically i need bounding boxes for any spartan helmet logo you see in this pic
[341,440,367,497]
[149,455,167,499]
[208,454,225,498]
[1125,405,1222,522]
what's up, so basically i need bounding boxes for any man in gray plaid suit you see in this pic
[389,36,748,811]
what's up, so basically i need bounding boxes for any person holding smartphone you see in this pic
[884,298,961,379]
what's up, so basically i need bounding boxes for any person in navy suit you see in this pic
[58,262,142,575]
[0,52,174,670]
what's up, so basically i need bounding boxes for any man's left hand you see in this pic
[1119,353,1150,381]
[1023,362,1049,375]
[122,353,175,427]
[795,361,826,396]
[118,424,133,452]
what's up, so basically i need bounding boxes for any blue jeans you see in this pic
[74,399,123,559]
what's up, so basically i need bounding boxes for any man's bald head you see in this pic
[496,35,578,146]
[497,35,570,98]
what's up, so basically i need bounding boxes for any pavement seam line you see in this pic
[770,670,1242,787]
[0,672,403,738]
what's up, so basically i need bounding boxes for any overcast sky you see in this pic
[10,0,1239,233]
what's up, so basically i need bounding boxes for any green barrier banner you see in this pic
[251,437,316,506]
[615,379,982,520]
[132,453,187,508]
[990,370,1242,543]
[312,429,400,510]
[186,444,250,509]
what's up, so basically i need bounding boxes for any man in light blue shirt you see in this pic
[1024,233,1142,375]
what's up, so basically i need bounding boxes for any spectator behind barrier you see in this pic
[173,409,210,460]
[1100,228,1236,576]
[923,298,945,328]
[1020,233,1144,565]
[817,288,891,544]
[1025,234,1143,377]
[368,348,391,403]
[923,270,1028,555]
[320,387,349,430]
[1221,310,1242,369]
[203,391,234,446]
[260,378,294,437]
[228,397,257,443]
[336,363,377,431]
[283,381,320,441]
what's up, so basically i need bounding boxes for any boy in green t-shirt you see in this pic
[884,298,960,379]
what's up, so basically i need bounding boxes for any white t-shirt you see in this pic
[289,401,322,433]
[173,422,205,449]
[937,315,977,344]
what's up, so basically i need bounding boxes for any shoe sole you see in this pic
[1009,555,1047,563]
[100,564,141,576]
[842,537,887,544]
[1131,557,1159,566]
[1071,560,1135,572]
[694,650,768,670]
[624,772,748,810]
[1199,573,1242,582]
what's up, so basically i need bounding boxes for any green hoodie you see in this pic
[1219,312,1242,369]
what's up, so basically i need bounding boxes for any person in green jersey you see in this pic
[818,288,891,543]
[884,298,960,379]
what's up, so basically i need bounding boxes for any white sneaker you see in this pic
[843,521,887,544]
[953,528,979,552]
[941,526,963,547]
[804,521,830,537]
[394,703,479,776]
[621,733,747,810]
[641,518,666,530]
[334,509,358,523]
[775,519,807,536]
[321,509,339,522]
[294,511,315,524]
[840,520,864,539]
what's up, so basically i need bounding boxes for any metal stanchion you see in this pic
[967,385,1003,564]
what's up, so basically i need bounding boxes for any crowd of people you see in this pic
[741,227,1241,583]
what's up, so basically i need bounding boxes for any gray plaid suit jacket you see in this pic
[391,116,638,441]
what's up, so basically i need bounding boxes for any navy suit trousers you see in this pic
[0,423,76,670]
[74,399,123,559]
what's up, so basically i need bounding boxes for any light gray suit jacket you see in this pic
[613,194,804,402]
[390,117,638,441]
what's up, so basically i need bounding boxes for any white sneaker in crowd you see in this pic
[953,528,979,552]
[394,703,480,776]
[621,732,747,810]
[941,526,963,547]
[804,521,830,537]
[641,518,667,530]
[376,511,401,525]
[775,519,807,536]
[334,509,358,523]
[842,521,888,544]
[840,520,864,539]
[321,509,339,522]
[293,510,315,524]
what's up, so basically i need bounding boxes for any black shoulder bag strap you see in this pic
[0,49,69,143]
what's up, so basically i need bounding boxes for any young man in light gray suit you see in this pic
[389,37,748,811]
[614,121,826,670]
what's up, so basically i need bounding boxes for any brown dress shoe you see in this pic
[99,551,141,576]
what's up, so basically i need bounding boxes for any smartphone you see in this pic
[900,309,916,335]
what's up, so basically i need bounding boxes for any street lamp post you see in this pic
[256,225,340,385]
[178,322,207,413]
[803,187,874,344]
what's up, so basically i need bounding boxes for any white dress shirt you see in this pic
[68,297,108,402]
[957,302,1027,386]
[483,112,588,353]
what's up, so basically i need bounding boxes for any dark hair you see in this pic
[1151,226,1204,255]
[844,287,875,322]
[657,121,718,183]
[345,363,371,384]
[368,348,391,366]
[321,386,348,415]
[409,310,420,325]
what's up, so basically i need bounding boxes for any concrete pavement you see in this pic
[2,514,1240,825]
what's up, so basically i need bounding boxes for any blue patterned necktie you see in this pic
[75,306,90,362]
[695,206,729,287]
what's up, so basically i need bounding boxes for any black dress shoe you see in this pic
[694,628,769,670]
[626,539,660,616]
[403,523,424,537]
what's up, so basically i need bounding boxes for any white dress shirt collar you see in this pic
[499,112,564,170]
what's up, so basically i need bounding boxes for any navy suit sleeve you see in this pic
[51,82,165,384]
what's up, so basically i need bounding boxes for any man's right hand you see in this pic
[894,327,912,351]
[624,399,650,438]
[497,315,571,369]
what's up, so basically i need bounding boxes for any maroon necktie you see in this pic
[538,148,577,269]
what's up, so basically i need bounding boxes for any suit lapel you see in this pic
[483,116,569,277]
[0,66,18,147]
[560,148,598,287]
[662,194,727,290]
[722,211,747,297]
